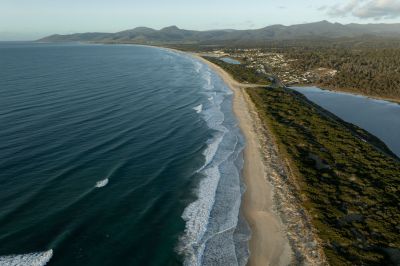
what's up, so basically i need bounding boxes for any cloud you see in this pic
[327,0,360,17]
[325,0,400,19]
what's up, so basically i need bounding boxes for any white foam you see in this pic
[179,54,247,265]
[194,62,202,73]
[201,71,214,91]
[95,178,109,188]
[202,135,224,168]
[179,63,228,265]
[193,104,203,114]
[0,249,53,266]
[180,166,221,266]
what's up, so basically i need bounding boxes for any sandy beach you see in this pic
[193,54,294,265]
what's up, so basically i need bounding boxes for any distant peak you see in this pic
[116,26,155,34]
[161,26,180,31]
[318,20,332,24]
[134,26,153,30]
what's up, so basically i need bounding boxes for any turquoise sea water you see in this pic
[0,43,248,265]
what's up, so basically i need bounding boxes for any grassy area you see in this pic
[247,87,400,265]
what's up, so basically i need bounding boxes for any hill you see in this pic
[38,21,400,44]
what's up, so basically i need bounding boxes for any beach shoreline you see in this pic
[192,54,294,265]
[156,46,326,265]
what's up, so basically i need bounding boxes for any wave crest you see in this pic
[95,178,109,188]
[193,104,203,114]
[0,249,53,266]
[178,57,248,266]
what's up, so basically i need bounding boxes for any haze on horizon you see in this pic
[2,0,400,41]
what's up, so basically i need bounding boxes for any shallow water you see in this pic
[291,86,400,157]
[0,43,248,265]
[220,57,241,65]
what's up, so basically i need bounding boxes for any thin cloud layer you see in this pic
[326,0,400,19]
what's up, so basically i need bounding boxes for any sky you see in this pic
[1,0,400,40]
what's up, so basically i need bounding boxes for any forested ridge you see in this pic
[287,48,400,99]
[248,87,400,265]
[277,39,400,100]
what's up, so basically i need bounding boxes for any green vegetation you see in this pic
[202,56,271,85]
[194,37,400,102]
[285,47,400,101]
[45,23,400,101]
[255,38,400,101]
[247,87,400,265]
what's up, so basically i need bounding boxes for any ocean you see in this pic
[0,43,248,265]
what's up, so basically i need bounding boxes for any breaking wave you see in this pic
[95,178,109,188]
[193,104,203,114]
[178,57,249,266]
[0,249,53,266]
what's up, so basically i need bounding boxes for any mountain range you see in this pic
[38,20,400,44]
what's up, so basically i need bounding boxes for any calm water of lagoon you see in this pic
[291,86,400,157]
[220,57,241,65]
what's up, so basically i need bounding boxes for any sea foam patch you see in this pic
[0,249,53,266]
[193,104,203,114]
[95,178,109,188]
